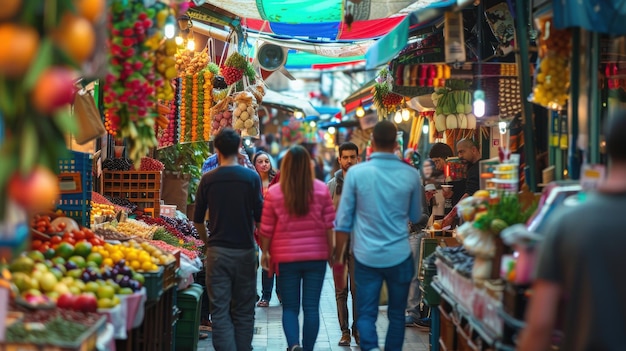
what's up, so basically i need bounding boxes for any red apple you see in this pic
[7,166,60,211]
[75,293,98,313]
[56,293,77,309]
[31,67,76,114]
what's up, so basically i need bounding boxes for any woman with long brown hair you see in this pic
[259,145,335,351]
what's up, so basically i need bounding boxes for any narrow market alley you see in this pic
[197,266,430,351]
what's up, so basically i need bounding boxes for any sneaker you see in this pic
[405,315,419,327]
[287,346,303,351]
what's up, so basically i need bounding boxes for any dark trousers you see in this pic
[206,246,257,351]
[334,251,357,335]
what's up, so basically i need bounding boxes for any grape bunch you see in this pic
[103,158,133,171]
[104,196,138,212]
[137,157,164,171]
[160,215,201,239]
[212,75,228,90]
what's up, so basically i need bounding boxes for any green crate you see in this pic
[143,266,164,302]
[175,335,199,351]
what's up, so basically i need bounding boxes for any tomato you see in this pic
[32,239,42,249]
[65,238,76,245]
[74,230,85,241]
[84,230,94,240]
[57,222,67,230]
[63,232,71,240]
[50,236,62,245]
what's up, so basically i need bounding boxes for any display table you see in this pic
[99,288,147,340]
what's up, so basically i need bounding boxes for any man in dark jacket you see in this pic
[327,141,359,346]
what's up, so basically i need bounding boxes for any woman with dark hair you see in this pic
[253,151,280,307]
[259,145,336,351]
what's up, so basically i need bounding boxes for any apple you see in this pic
[31,67,76,114]
[84,281,99,294]
[117,287,133,295]
[46,291,60,301]
[7,167,60,211]
[97,297,113,309]
[53,282,70,295]
[75,293,98,313]
[38,271,58,292]
[68,286,81,295]
[56,293,77,309]
[96,285,115,300]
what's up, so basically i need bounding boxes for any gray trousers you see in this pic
[406,232,426,319]
[334,251,357,335]
[206,246,257,351]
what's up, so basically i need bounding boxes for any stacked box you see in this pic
[102,171,161,215]
[57,151,93,227]
[175,283,203,351]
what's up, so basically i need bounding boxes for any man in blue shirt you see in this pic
[334,120,422,351]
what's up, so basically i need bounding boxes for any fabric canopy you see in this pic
[262,90,320,117]
[552,0,626,35]
[203,0,415,23]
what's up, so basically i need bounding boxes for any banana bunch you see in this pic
[155,39,178,101]
[175,47,209,76]
[120,120,159,169]
[432,89,476,132]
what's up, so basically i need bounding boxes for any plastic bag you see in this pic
[528,17,572,110]
[231,91,259,137]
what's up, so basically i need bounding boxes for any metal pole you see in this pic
[514,0,537,191]
[568,29,581,179]
[588,31,601,164]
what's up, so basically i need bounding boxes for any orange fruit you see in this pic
[433,222,442,230]
[54,13,95,64]
[0,24,39,78]
[74,0,105,23]
[0,0,21,21]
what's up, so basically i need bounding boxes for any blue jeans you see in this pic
[277,260,326,351]
[206,246,257,351]
[261,269,280,301]
[355,255,414,351]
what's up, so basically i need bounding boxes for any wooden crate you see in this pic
[439,303,458,351]
[102,171,161,215]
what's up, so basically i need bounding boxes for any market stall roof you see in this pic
[262,89,320,117]
[551,0,626,35]
[341,79,376,115]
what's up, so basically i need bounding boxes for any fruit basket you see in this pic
[1,315,106,351]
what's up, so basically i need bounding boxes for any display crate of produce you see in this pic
[1,315,105,351]
[57,151,93,227]
[175,284,203,351]
[143,266,164,302]
[102,171,161,216]
[163,260,177,290]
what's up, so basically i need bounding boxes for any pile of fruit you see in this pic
[90,202,116,226]
[372,68,404,118]
[221,52,248,86]
[211,98,234,136]
[110,219,158,239]
[176,46,210,76]
[91,241,167,272]
[139,216,204,251]
[232,91,260,137]
[137,157,165,171]
[157,78,181,148]
[529,17,571,110]
[0,0,104,216]
[102,158,134,171]
[153,38,178,101]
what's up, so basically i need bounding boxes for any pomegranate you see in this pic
[32,67,76,114]
[7,166,60,211]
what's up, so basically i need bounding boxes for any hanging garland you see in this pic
[184,75,193,142]
[179,76,187,143]
[203,69,214,140]
[191,74,198,142]
[196,73,205,141]
[157,78,181,148]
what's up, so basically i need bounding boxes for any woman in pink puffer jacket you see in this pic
[260,145,335,351]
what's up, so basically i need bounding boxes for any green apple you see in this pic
[11,272,32,292]
[38,272,58,292]
[49,268,63,281]
[84,282,100,294]
[31,270,43,282]
[68,256,86,269]
[69,286,82,295]
[67,269,83,279]
[72,280,86,291]
[33,263,49,272]
[117,287,133,295]
[96,285,115,300]
[46,291,60,301]
[97,297,113,309]
[53,283,70,295]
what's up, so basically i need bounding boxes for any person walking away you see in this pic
[259,145,336,351]
[405,182,431,329]
[253,151,280,307]
[193,128,263,351]
[327,142,360,346]
[442,139,482,228]
[517,112,626,351]
[335,121,422,351]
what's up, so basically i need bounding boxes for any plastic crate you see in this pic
[143,266,164,302]
[163,260,177,290]
[57,151,93,227]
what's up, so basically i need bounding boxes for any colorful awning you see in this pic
[552,0,626,35]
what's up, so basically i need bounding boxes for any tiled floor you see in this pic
[197,266,430,350]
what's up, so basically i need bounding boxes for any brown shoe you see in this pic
[338,333,351,346]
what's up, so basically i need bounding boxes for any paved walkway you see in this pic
[197,266,430,350]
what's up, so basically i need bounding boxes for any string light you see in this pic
[402,108,411,121]
[164,15,176,39]
[393,110,402,124]
[355,103,365,118]
[422,124,429,134]
[187,38,196,51]
[175,36,184,45]
[473,90,485,118]
[294,111,304,119]
[328,126,336,134]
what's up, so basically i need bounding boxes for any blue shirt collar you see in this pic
[369,152,400,160]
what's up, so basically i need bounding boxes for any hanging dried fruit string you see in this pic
[180,76,187,143]
[197,73,205,141]
[191,74,198,142]
[173,77,182,143]
[203,69,214,140]
[185,75,193,142]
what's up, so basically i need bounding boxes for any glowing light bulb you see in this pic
[187,38,195,51]
[355,105,365,118]
[499,121,508,134]
[422,124,429,134]
[473,90,485,118]
[175,36,184,45]
[309,121,316,127]
[328,126,336,135]
[164,16,176,39]
[394,110,402,124]
[402,108,411,121]
[294,111,304,119]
